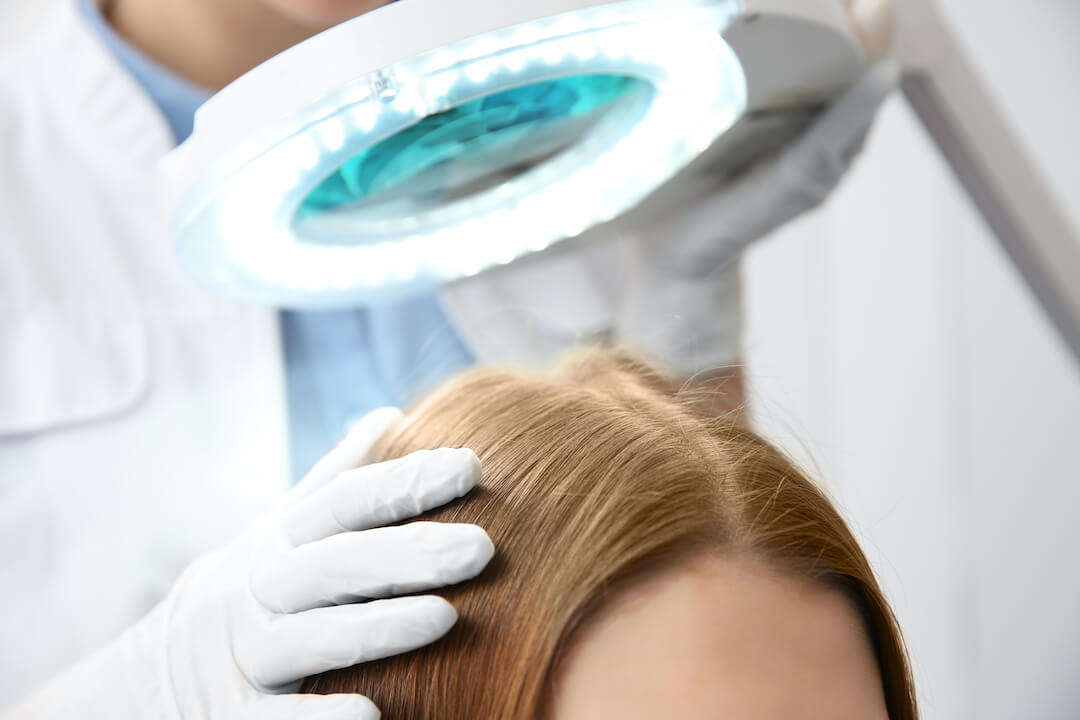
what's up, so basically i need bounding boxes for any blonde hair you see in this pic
[302,349,917,718]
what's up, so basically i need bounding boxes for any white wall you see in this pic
[745,2,1080,718]
[3,0,1077,717]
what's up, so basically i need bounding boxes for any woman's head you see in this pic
[302,349,917,719]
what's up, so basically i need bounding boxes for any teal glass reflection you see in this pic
[299,74,646,217]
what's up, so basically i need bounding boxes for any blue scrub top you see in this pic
[79,0,475,479]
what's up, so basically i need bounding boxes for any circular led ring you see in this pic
[171,2,747,307]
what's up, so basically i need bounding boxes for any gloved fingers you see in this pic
[783,59,901,180]
[283,447,481,545]
[253,522,494,613]
[243,596,458,688]
[629,62,901,274]
[252,693,381,720]
[290,407,404,502]
[707,59,900,225]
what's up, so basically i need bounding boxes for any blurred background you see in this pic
[2,0,1077,717]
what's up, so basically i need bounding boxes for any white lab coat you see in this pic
[0,0,739,704]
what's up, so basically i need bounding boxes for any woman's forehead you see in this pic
[547,554,889,720]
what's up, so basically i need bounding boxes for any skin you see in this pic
[548,554,889,720]
[104,0,394,90]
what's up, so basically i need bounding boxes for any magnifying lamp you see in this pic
[159,0,867,307]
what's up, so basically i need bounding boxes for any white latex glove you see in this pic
[7,407,494,720]
[617,61,900,376]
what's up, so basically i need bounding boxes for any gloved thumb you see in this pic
[253,693,381,720]
[290,406,404,502]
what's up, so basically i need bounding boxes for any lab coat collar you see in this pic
[74,0,210,143]
[31,0,176,171]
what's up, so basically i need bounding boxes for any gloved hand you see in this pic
[8,407,494,720]
[616,61,900,377]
